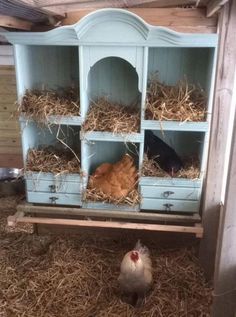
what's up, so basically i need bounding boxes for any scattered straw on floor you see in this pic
[26,146,81,174]
[0,196,212,317]
[83,98,140,133]
[145,76,206,122]
[85,187,140,207]
[18,88,80,121]
[142,154,200,179]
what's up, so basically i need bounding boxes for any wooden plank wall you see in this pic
[0,45,23,168]
[62,8,218,33]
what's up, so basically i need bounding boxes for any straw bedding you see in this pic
[83,98,140,133]
[26,146,81,174]
[0,196,212,317]
[142,154,200,179]
[145,77,206,122]
[18,88,80,121]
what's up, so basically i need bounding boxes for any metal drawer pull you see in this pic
[163,203,173,212]
[49,196,58,204]
[49,185,56,193]
[163,191,174,198]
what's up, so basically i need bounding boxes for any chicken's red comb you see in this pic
[130,251,139,262]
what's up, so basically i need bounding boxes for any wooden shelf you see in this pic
[142,120,209,132]
[81,131,143,143]
[20,115,82,126]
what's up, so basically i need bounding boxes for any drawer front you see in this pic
[82,201,140,212]
[25,172,81,183]
[26,179,81,194]
[140,185,200,200]
[27,192,82,206]
[141,198,199,213]
[140,176,201,188]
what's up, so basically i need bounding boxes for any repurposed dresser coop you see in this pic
[3,9,218,228]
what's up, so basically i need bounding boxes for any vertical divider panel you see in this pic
[200,48,218,175]
[139,46,149,171]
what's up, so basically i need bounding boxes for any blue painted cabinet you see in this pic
[2,9,218,215]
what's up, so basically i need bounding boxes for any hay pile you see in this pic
[26,146,81,174]
[83,98,140,133]
[142,154,168,178]
[0,196,212,317]
[142,154,200,179]
[177,156,201,179]
[85,187,140,207]
[146,77,206,122]
[18,88,80,121]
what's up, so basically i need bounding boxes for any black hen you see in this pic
[144,130,183,176]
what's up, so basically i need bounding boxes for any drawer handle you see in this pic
[163,191,174,198]
[49,196,58,204]
[163,203,173,212]
[49,185,56,193]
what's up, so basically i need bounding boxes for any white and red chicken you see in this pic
[118,240,153,307]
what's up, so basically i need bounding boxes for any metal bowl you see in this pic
[0,168,25,197]
[0,168,22,181]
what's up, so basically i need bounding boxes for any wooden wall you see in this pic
[0,45,23,168]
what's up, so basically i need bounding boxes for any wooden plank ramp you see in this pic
[17,204,201,223]
[8,204,204,238]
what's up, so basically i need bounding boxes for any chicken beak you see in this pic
[171,168,174,177]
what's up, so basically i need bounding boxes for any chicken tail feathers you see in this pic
[134,240,150,255]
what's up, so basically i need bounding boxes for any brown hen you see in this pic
[89,154,137,199]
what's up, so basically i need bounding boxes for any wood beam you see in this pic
[199,1,236,280]
[12,0,65,16]
[38,1,198,13]
[212,77,236,315]
[32,0,174,7]
[17,204,201,223]
[212,202,236,317]
[63,8,217,33]
[207,0,229,17]
[196,0,210,6]
[7,212,204,237]
[35,0,197,8]
[0,14,33,30]
[35,0,162,11]
[133,0,196,7]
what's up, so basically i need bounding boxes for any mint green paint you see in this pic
[5,9,218,214]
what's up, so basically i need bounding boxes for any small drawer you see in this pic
[141,198,199,213]
[140,185,200,200]
[26,179,81,194]
[27,191,82,206]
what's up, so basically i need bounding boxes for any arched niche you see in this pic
[87,56,141,108]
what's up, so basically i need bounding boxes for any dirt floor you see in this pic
[0,196,212,317]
